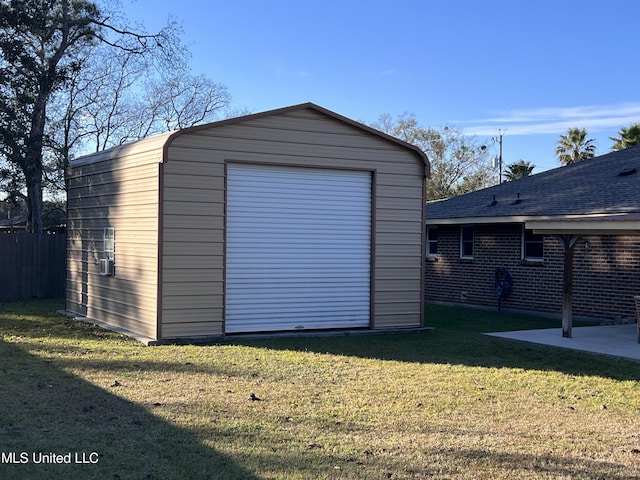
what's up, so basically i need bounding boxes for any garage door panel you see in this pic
[229,200,370,211]
[227,280,369,289]
[228,310,370,326]
[229,217,371,227]
[226,290,370,302]
[226,248,371,259]
[225,163,372,333]
[228,302,370,314]
[226,233,371,243]
[226,270,370,280]
[231,186,370,199]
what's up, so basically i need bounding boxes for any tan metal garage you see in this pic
[64,103,429,343]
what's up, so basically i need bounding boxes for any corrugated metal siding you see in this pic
[66,141,164,341]
[225,164,371,333]
[374,178,424,328]
[160,158,225,338]
[161,108,424,338]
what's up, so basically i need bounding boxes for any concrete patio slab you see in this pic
[485,324,640,362]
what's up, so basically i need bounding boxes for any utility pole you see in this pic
[498,129,504,184]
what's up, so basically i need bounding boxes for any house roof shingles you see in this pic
[427,144,640,222]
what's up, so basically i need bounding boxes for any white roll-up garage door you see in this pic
[225,163,371,333]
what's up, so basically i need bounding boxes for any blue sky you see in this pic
[124,0,640,173]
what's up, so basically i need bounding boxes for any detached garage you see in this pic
[65,103,429,343]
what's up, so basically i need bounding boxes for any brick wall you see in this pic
[425,223,640,321]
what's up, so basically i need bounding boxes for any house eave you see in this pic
[426,214,608,226]
[526,213,640,235]
[427,212,640,234]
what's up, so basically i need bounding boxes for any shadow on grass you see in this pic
[0,337,259,480]
[2,300,640,478]
[2,337,636,479]
[232,304,640,382]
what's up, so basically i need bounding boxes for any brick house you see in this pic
[425,144,640,327]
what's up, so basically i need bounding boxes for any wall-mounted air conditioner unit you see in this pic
[99,258,115,276]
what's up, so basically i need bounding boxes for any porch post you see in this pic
[558,234,580,338]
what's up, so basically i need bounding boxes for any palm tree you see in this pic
[555,128,597,165]
[610,124,640,151]
[504,160,535,181]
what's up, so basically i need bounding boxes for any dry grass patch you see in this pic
[1,300,640,479]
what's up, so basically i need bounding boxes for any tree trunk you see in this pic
[24,73,50,233]
[25,172,43,233]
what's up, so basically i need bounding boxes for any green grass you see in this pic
[2,300,640,479]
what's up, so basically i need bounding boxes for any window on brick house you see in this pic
[523,228,543,260]
[460,225,474,259]
[426,226,438,257]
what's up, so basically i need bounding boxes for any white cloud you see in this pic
[461,103,640,136]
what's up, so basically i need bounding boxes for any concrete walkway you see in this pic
[485,324,640,362]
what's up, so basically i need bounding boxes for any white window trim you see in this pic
[104,227,115,260]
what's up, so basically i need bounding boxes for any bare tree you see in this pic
[0,0,225,232]
[372,113,493,200]
[43,40,231,198]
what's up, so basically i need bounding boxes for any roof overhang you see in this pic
[68,103,430,177]
[165,102,430,176]
[427,213,640,235]
[526,213,640,235]
[426,215,582,226]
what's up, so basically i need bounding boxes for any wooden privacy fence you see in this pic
[0,233,66,301]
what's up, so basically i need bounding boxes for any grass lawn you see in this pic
[2,300,640,479]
